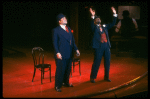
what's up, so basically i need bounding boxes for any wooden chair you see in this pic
[32,47,51,84]
[71,58,81,77]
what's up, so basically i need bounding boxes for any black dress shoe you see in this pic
[55,87,61,92]
[62,83,74,87]
[104,78,111,82]
[90,79,95,83]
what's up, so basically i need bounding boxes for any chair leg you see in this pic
[32,68,36,82]
[73,62,75,72]
[79,61,81,76]
[43,68,44,79]
[41,68,43,84]
[49,67,51,82]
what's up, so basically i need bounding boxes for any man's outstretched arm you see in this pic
[89,8,96,32]
[107,7,118,30]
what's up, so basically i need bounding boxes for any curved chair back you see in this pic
[31,47,51,84]
[32,47,44,66]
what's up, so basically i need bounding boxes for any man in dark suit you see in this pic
[52,13,80,92]
[89,7,117,83]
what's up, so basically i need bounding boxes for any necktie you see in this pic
[100,27,102,32]
[65,26,69,33]
[65,26,71,45]
[97,25,103,32]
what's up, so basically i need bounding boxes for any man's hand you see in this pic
[111,7,116,14]
[76,50,80,56]
[56,53,62,60]
[90,8,95,16]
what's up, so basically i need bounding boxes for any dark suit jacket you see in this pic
[52,26,78,59]
[91,17,117,48]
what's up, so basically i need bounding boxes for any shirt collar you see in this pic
[97,24,102,27]
[60,24,66,30]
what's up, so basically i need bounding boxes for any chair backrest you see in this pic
[32,47,44,66]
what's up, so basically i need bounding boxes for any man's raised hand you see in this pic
[111,7,116,14]
[90,8,95,16]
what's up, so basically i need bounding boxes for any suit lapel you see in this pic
[96,26,101,35]
[103,27,110,43]
[58,26,71,42]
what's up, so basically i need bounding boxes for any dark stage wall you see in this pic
[2,1,71,50]
[2,1,148,51]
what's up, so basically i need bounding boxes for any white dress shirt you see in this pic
[60,25,66,31]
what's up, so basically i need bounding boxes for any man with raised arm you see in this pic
[89,7,117,83]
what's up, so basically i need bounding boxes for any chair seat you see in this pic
[73,58,80,62]
[35,64,51,68]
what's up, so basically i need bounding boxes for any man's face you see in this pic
[94,18,101,24]
[59,17,67,25]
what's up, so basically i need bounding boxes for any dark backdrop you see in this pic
[2,1,148,51]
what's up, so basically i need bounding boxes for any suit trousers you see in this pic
[55,58,72,89]
[90,42,111,79]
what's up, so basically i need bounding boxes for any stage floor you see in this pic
[2,47,148,98]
